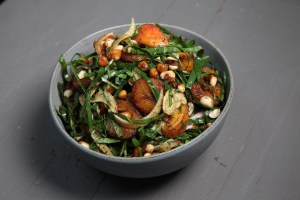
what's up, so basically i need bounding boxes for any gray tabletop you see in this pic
[1,0,300,199]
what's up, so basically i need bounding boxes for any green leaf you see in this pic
[70,64,87,93]
[138,126,158,140]
[101,77,119,89]
[119,141,128,157]
[56,106,68,123]
[108,118,123,137]
[130,45,202,56]
[59,55,71,82]
[189,117,205,125]
[131,137,140,147]
[57,82,68,106]
[95,137,121,144]
[186,55,209,89]
[155,23,174,36]
[114,113,164,125]
[85,92,94,133]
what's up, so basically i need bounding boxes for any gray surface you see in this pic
[0,0,299,199]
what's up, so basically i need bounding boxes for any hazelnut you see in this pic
[210,76,218,87]
[63,89,73,98]
[98,56,108,67]
[144,144,154,153]
[149,68,158,78]
[178,84,185,93]
[157,63,168,73]
[138,60,149,71]
[143,153,152,157]
[79,141,90,149]
[168,65,178,70]
[200,96,214,108]
[160,70,175,79]
[118,90,127,99]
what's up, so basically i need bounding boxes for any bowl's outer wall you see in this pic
[49,24,233,178]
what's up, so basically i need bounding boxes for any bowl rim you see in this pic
[49,23,234,164]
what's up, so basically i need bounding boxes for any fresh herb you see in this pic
[186,55,209,89]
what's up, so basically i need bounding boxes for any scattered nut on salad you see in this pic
[57,18,226,157]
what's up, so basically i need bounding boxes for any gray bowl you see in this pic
[49,24,234,178]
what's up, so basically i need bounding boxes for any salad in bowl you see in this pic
[56,18,226,158]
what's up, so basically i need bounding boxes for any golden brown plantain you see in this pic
[116,100,142,120]
[106,121,137,140]
[178,53,194,72]
[106,100,142,140]
[162,104,189,138]
[131,78,164,115]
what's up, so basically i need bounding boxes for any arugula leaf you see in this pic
[59,55,71,82]
[108,118,123,138]
[130,45,202,56]
[189,117,205,125]
[95,137,121,144]
[114,113,164,125]
[131,137,140,147]
[119,141,128,157]
[186,55,209,89]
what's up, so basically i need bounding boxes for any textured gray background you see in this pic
[1,0,300,199]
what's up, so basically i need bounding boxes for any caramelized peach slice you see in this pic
[116,100,142,120]
[131,78,164,115]
[162,104,189,138]
[133,24,169,47]
[106,100,143,140]
[178,53,194,72]
[106,121,137,140]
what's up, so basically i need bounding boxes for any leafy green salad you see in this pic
[57,18,226,157]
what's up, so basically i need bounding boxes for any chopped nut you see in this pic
[118,90,127,99]
[78,70,86,79]
[187,102,194,116]
[64,89,73,98]
[168,65,178,70]
[160,70,176,79]
[144,144,154,153]
[178,84,185,93]
[143,153,152,157]
[210,76,218,87]
[208,108,221,118]
[79,141,90,149]
[200,96,214,108]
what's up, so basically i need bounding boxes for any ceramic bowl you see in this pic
[49,24,234,178]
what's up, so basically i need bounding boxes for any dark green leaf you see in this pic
[186,55,209,89]
[95,137,121,144]
[114,113,164,125]
[131,137,140,147]
[189,117,205,125]
[59,55,71,82]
